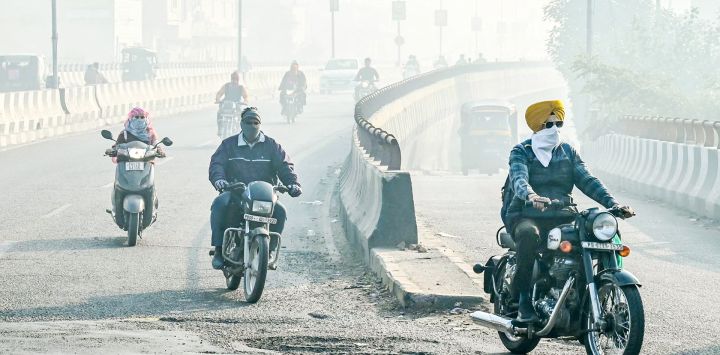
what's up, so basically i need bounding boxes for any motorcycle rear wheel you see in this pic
[127,212,139,247]
[584,283,645,355]
[493,262,541,354]
[243,236,269,303]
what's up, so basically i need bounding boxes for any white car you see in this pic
[319,58,358,94]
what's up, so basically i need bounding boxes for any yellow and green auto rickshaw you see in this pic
[121,47,158,82]
[459,100,518,175]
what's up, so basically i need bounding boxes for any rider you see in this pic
[278,61,307,114]
[505,100,633,324]
[354,58,380,98]
[208,107,303,269]
[114,107,162,154]
[215,71,249,136]
[405,55,420,71]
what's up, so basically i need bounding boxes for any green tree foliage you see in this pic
[545,0,720,126]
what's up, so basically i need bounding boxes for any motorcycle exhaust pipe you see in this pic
[469,311,517,334]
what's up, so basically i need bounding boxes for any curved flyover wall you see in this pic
[584,116,720,220]
[339,62,565,260]
[0,69,313,148]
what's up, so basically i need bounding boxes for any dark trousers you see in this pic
[210,192,287,247]
[512,218,570,293]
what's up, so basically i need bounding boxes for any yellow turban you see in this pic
[525,100,565,132]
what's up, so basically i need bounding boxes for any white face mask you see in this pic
[531,125,560,167]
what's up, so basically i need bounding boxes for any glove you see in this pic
[613,205,636,219]
[214,179,229,191]
[287,184,302,198]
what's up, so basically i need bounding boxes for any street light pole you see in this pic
[586,0,593,56]
[396,20,401,66]
[331,10,335,58]
[237,0,243,71]
[51,0,58,89]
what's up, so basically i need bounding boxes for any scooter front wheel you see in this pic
[127,212,140,247]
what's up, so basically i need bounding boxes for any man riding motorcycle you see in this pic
[403,55,421,78]
[354,58,380,99]
[505,100,634,324]
[215,71,249,136]
[208,107,302,269]
[278,61,307,115]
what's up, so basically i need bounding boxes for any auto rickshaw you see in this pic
[0,54,46,92]
[121,47,157,81]
[458,100,518,175]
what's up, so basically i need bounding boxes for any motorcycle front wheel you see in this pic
[127,212,139,247]
[243,235,269,303]
[584,283,645,355]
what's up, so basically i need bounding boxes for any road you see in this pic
[0,93,572,354]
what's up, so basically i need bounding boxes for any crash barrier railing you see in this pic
[584,133,720,220]
[340,61,560,261]
[0,69,302,148]
[618,115,720,148]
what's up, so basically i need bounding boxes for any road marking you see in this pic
[156,156,174,166]
[41,204,72,218]
[0,241,14,259]
[100,182,114,188]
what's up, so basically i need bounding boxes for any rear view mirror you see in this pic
[101,130,114,141]
[161,137,173,146]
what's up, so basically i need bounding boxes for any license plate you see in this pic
[125,162,144,171]
[581,241,623,251]
[244,214,277,224]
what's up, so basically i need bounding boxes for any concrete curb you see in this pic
[368,247,486,309]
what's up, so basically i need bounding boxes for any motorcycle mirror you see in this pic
[160,137,173,146]
[101,130,115,141]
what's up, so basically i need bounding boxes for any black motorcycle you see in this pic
[471,201,644,355]
[281,86,301,124]
[210,181,287,303]
[101,130,173,246]
[354,79,377,102]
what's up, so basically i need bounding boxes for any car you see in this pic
[319,58,358,94]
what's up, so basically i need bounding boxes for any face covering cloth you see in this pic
[531,125,560,168]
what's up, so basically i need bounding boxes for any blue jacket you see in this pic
[209,132,300,187]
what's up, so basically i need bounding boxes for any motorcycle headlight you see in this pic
[285,89,294,95]
[592,212,618,241]
[128,148,145,160]
[361,81,369,88]
[252,201,273,215]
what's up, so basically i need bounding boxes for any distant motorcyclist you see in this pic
[354,58,379,98]
[455,54,469,66]
[504,100,634,324]
[215,71,248,136]
[278,61,307,114]
[433,55,448,69]
[403,55,421,78]
[84,62,108,85]
[208,107,302,269]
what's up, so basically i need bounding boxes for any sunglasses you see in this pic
[544,121,564,129]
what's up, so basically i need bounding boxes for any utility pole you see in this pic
[237,0,243,72]
[330,0,339,58]
[392,1,406,67]
[50,0,59,89]
[586,0,593,56]
[435,1,447,57]
[472,0,481,57]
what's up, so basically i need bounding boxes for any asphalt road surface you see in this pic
[0,93,577,355]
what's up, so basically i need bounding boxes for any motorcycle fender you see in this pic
[595,269,641,287]
[123,195,145,214]
[249,226,270,238]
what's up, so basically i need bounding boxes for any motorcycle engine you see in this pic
[549,256,577,288]
[503,257,517,293]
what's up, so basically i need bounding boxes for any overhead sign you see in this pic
[392,1,406,21]
[330,0,339,12]
[435,9,447,27]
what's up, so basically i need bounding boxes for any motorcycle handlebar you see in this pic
[524,199,569,208]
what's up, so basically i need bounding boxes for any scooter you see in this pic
[101,129,173,246]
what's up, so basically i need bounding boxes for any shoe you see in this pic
[211,246,224,269]
[515,291,539,324]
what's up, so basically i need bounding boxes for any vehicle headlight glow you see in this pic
[361,81,369,88]
[592,212,618,241]
[128,148,145,160]
[252,201,273,215]
[285,89,294,95]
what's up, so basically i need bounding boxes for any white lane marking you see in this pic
[100,182,114,188]
[41,204,72,218]
[0,241,15,259]
[156,156,174,166]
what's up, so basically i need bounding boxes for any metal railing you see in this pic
[620,115,720,148]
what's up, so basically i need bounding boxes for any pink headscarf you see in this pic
[124,107,158,144]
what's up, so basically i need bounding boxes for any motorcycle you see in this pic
[101,130,173,246]
[217,100,245,139]
[209,181,288,303]
[281,87,301,124]
[471,201,644,355]
[354,80,377,102]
